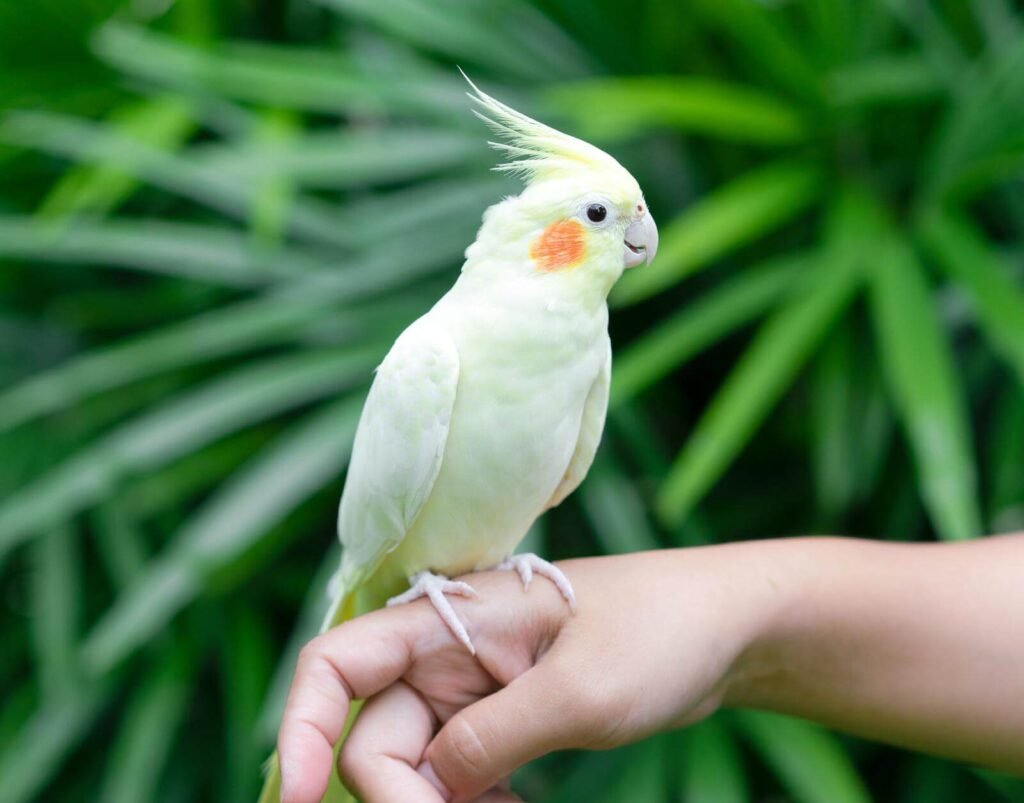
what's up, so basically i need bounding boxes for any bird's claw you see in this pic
[387,571,478,654]
[496,553,576,612]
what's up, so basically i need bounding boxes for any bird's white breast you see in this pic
[385,283,608,579]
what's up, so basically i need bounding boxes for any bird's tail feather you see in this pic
[257,572,365,803]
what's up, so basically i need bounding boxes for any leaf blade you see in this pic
[611,255,806,405]
[918,208,1024,384]
[0,349,378,561]
[99,648,195,803]
[0,683,110,803]
[80,396,362,673]
[656,198,862,525]
[868,231,982,540]
[546,77,808,145]
[0,215,328,286]
[737,711,870,803]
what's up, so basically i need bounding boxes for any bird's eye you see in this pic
[586,203,607,223]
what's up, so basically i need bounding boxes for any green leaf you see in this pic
[258,545,340,744]
[247,110,299,247]
[811,330,858,516]
[118,430,279,522]
[92,22,465,117]
[657,199,862,525]
[221,606,275,801]
[0,215,329,286]
[680,717,749,803]
[0,273,436,435]
[99,648,195,803]
[0,349,379,561]
[541,749,632,803]
[38,95,196,219]
[594,738,669,803]
[827,55,943,107]
[611,255,806,405]
[690,0,823,101]
[578,451,661,554]
[193,127,481,189]
[0,110,305,234]
[613,161,821,305]
[924,34,1024,199]
[607,404,673,480]
[80,396,362,673]
[91,500,148,590]
[973,0,1024,51]
[30,522,81,696]
[321,0,592,81]
[0,295,310,433]
[868,231,981,540]
[737,711,870,803]
[972,767,1024,801]
[918,208,1024,384]
[885,0,970,90]
[338,175,508,248]
[0,682,35,758]
[944,147,1024,199]
[0,112,482,247]
[799,0,854,66]
[0,683,110,803]
[988,385,1024,532]
[546,77,807,145]
[810,329,894,518]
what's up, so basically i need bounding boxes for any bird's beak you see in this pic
[623,211,658,268]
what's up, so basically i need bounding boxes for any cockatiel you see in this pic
[259,77,657,802]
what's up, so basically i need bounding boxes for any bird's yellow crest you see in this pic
[462,71,628,186]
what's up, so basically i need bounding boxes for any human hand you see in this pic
[277,548,777,802]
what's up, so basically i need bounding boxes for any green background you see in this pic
[2,0,1023,800]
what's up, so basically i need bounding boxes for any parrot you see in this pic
[259,75,658,802]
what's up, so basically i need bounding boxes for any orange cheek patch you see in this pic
[529,219,586,272]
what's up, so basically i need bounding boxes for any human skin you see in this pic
[277,535,1024,803]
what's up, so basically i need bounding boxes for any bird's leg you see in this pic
[496,553,576,612]
[387,571,478,654]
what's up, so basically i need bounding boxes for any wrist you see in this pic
[718,537,832,711]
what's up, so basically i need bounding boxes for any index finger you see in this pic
[277,604,437,803]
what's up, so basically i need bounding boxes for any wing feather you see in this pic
[336,319,459,580]
[546,343,611,509]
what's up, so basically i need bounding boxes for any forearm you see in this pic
[724,535,1024,773]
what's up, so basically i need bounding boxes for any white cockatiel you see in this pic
[259,79,657,802]
[327,80,658,647]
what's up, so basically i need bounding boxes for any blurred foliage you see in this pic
[2,0,1023,800]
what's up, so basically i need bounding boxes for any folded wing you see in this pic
[336,319,460,584]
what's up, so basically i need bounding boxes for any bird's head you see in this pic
[462,77,658,296]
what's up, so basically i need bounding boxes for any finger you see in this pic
[339,681,445,802]
[278,605,438,803]
[425,662,579,800]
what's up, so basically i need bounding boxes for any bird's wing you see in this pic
[336,318,459,580]
[546,343,611,509]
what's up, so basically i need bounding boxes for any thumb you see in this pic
[424,662,581,800]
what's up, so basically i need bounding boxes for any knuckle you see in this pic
[441,712,492,780]
[297,636,323,666]
[336,742,362,791]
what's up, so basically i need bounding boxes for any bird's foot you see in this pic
[496,553,576,612]
[387,571,478,654]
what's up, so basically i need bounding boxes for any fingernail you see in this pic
[417,760,451,801]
